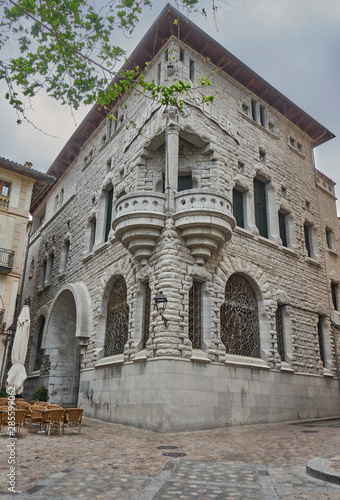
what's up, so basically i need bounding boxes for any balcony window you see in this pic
[254,178,268,238]
[233,188,244,228]
[0,180,11,196]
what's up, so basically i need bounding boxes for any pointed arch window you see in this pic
[220,274,260,358]
[104,277,129,357]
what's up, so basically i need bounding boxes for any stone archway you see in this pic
[42,282,92,406]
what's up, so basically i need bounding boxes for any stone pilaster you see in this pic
[165,107,180,215]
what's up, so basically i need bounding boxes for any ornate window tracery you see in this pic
[275,304,285,361]
[142,283,151,349]
[104,276,129,356]
[220,274,260,358]
[189,281,202,349]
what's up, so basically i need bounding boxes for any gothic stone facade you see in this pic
[23,9,340,432]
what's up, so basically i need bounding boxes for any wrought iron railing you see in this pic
[0,248,15,274]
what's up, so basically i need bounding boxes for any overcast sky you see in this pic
[1,0,339,211]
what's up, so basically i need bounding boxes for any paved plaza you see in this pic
[1,416,340,499]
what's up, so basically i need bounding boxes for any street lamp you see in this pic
[154,291,168,328]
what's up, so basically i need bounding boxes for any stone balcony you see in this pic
[113,192,166,265]
[0,248,15,275]
[173,189,235,264]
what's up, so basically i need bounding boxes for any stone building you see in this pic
[23,5,340,431]
[315,169,340,351]
[0,157,53,384]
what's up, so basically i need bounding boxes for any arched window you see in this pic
[220,274,260,358]
[189,281,202,348]
[104,277,129,357]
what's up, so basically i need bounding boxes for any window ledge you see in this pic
[27,370,41,378]
[305,256,321,267]
[93,241,110,254]
[327,248,338,257]
[239,111,280,139]
[95,354,124,368]
[280,361,295,373]
[225,354,270,370]
[288,144,305,158]
[58,271,67,280]
[281,246,298,257]
[133,349,148,363]
[234,227,255,239]
[191,349,211,363]
[257,236,279,249]
[82,252,94,263]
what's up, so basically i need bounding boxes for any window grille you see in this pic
[220,274,260,358]
[142,283,151,349]
[104,277,129,356]
[317,315,325,367]
[278,212,288,247]
[189,281,202,349]
[254,179,268,238]
[275,305,285,361]
[233,189,244,228]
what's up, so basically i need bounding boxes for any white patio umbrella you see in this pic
[6,305,30,394]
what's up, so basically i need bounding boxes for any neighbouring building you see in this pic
[315,170,340,351]
[0,157,53,384]
[22,5,340,431]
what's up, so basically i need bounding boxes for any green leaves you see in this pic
[0,0,215,126]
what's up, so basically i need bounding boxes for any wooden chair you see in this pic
[0,411,8,436]
[63,409,83,435]
[43,409,64,436]
[28,407,44,433]
[14,409,27,437]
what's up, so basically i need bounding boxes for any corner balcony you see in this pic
[173,189,235,264]
[0,248,15,274]
[113,192,166,265]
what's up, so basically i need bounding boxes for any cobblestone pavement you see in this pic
[1,417,340,499]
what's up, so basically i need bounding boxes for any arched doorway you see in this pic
[43,290,80,406]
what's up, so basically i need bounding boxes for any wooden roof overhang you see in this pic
[45,3,335,185]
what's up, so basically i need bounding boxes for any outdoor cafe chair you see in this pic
[14,409,27,437]
[42,409,64,437]
[0,410,8,436]
[63,408,83,435]
[28,407,44,433]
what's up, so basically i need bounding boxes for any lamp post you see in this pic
[154,291,168,328]
[0,323,16,387]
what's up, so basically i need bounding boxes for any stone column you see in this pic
[165,107,180,215]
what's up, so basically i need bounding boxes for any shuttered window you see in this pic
[254,179,268,238]
[304,224,311,257]
[178,175,193,192]
[105,188,113,242]
[233,189,244,228]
